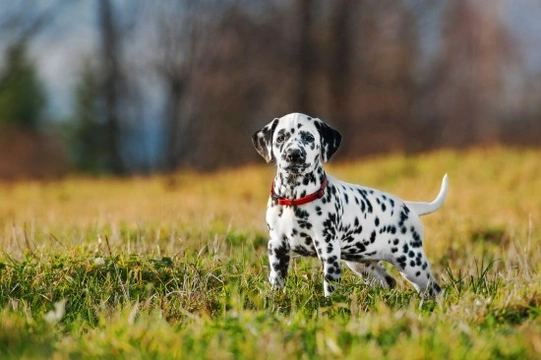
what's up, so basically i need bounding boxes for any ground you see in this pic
[0,147,540,359]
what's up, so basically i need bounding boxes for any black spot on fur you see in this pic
[357,189,373,213]
[327,255,338,265]
[295,208,309,219]
[298,219,312,230]
[399,209,409,227]
[293,246,316,257]
[325,271,341,282]
[271,242,290,279]
[366,200,373,213]
[397,255,407,269]
[411,238,422,248]
[355,243,366,252]
[411,230,422,248]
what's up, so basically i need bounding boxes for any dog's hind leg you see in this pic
[390,250,442,298]
[346,261,397,288]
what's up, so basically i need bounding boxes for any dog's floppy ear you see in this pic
[252,118,279,163]
[315,119,341,162]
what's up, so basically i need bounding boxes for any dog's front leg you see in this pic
[268,236,290,288]
[314,234,342,297]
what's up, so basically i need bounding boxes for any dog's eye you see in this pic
[276,134,285,143]
[302,133,314,142]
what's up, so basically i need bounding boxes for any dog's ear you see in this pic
[315,119,341,162]
[252,118,279,163]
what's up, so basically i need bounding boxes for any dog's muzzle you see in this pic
[282,148,308,172]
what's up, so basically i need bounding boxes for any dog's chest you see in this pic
[266,205,320,256]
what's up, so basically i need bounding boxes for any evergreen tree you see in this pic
[0,43,46,129]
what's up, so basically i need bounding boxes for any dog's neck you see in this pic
[273,165,326,200]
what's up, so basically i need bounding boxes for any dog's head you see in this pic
[252,113,341,174]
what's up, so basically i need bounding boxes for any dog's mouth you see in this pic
[281,163,310,174]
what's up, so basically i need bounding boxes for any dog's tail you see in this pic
[405,174,448,216]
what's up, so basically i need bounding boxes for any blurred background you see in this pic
[0,0,539,178]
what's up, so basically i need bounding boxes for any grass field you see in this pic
[0,147,540,359]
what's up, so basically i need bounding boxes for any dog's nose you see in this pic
[286,149,304,163]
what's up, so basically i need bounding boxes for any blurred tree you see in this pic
[154,0,202,171]
[426,0,518,147]
[98,0,126,174]
[343,0,419,155]
[295,0,315,112]
[0,43,46,129]
[327,0,354,153]
[195,3,296,170]
[68,60,108,173]
[151,1,293,170]
[0,1,70,179]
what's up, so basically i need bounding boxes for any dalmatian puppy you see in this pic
[252,112,448,297]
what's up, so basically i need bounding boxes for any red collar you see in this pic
[270,175,328,206]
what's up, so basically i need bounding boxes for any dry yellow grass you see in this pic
[2,146,538,256]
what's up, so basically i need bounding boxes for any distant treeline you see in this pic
[0,0,539,177]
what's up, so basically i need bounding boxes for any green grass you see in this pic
[1,147,540,359]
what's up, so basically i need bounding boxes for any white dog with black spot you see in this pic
[252,112,448,297]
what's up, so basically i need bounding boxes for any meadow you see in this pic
[0,147,540,359]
